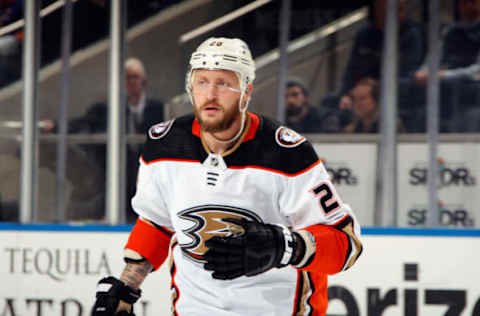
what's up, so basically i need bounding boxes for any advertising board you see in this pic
[327,229,480,316]
[0,227,170,316]
[312,143,377,227]
[1,226,478,316]
[398,144,479,228]
[312,142,480,228]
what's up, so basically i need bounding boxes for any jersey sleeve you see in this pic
[279,160,363,274]
[131,157,173,230]
[124,218,172,270]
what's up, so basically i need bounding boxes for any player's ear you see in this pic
[243,84,253,102]
[245,83,253,97]
[241,84,253,110]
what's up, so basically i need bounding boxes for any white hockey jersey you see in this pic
[129,112,362,316]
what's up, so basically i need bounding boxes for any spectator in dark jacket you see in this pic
[286,78,340,133]
[415,0,480,84]
[42,58,164,134]
[343,78,406,133]
[338,0,424,109]
[41,58,164,222]
[414,0,480,132]
[0,0,23,87]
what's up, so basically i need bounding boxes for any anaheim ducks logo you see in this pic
[177,205,262,262]
[275,126,306,148]
[148,119,174,139]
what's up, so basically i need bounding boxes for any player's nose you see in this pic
[205,84,218,100]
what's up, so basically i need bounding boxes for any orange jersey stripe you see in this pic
[294,225,349,316]
[141,155,200,165]
[124,218,171,270]
[301,224,349,275]
[309,272,328,316]
[228,160,321,177]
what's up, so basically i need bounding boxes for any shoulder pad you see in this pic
[148,119,175,140]
[275,126,306,148]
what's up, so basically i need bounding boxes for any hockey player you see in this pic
[91,37,363,316]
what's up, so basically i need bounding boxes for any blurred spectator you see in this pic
[41,57,165,222]
[462,107,480,132]
[0,194,18,221]
[343,78,406,133]
[124,58,165,134]
[0,0,23,31]
[285,78,340,133]
[413,0,480,132]
[338,0,424,109]
[415,0,480,85]
[42,58,164,134]
[0,0,23,87]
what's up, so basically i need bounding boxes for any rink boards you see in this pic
[311,143,480,229]
[0,224,478,316]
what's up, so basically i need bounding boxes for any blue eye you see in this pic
[193,80,240,94]
[216,82,231,90]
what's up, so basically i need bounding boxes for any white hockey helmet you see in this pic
[186,37,256,103]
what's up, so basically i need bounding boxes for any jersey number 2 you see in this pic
[312,183,340,214]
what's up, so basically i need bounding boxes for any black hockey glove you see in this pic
[91,276,141,316]
[204,218,305,280]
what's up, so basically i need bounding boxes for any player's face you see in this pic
[351,84,376,119]
[191,69,242,133]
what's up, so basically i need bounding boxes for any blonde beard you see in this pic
[194,99,241,133]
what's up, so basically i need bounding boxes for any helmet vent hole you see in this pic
[202,61,206,65]
[215,62,219,66]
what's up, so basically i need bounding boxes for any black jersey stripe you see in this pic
[142,113,320,175]
[292,271,314,316]
[170,241,180,316]
[150,221,175,237]
[293,270,304,315]
[333,216,353,270]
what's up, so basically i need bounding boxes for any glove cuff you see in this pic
[275,225,294,267]
[292,230,316,268]
[96,276,142,305]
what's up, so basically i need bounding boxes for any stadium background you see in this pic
[0,0,479,315]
